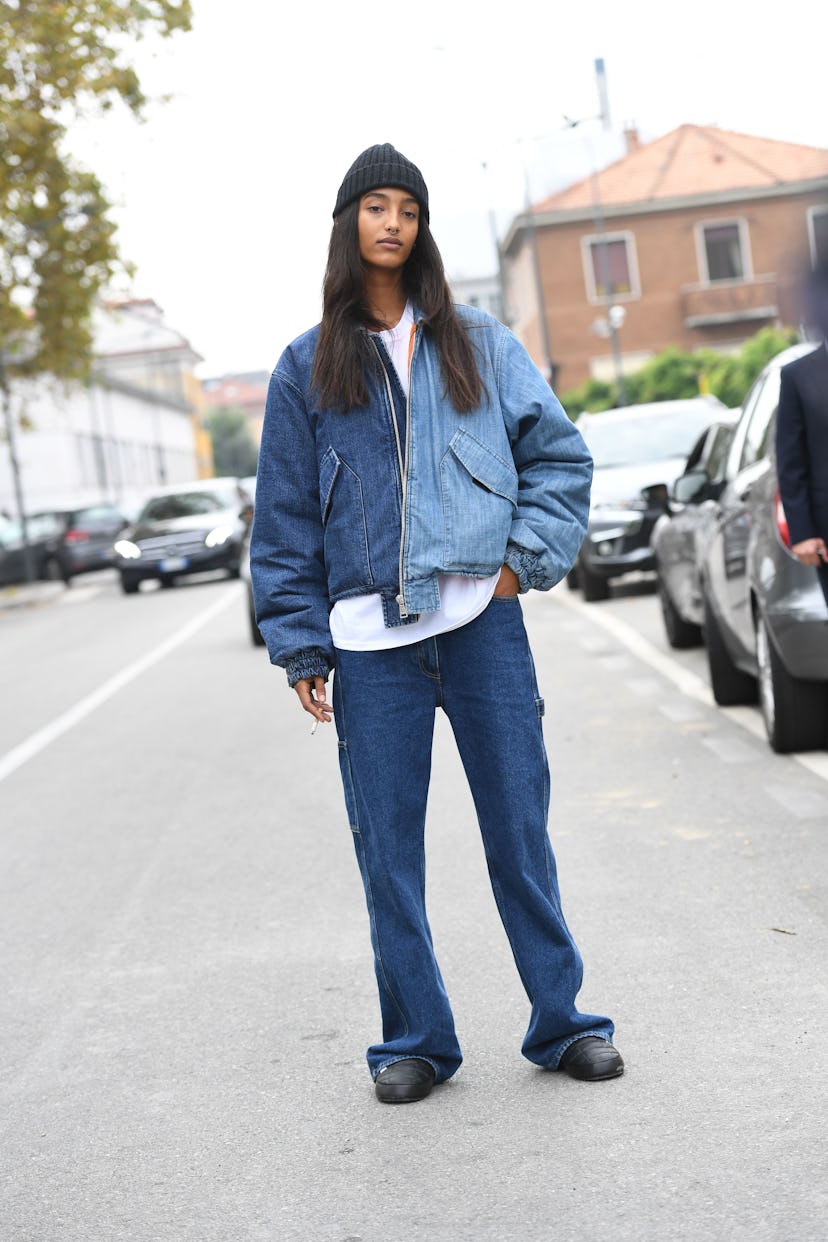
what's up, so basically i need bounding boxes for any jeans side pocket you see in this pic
[337,740,360,833]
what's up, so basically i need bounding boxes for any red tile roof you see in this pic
[533,124,828,214]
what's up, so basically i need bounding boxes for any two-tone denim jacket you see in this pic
[250,304,593,685]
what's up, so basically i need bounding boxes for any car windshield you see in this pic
[579,408,716,469]
[139,491,235,521]
[0,519,22,547]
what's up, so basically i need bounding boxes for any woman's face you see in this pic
[357,187,420,272]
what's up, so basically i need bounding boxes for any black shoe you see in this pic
[374,1058,436,1104]
[558,1037,624,1081]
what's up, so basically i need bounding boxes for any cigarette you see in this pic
[311,719,319,736]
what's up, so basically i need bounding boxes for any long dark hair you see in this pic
[311,200,484,413]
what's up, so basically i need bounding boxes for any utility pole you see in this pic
[481,161,510,325]
[523,162,556,388]
[0,350,35,582]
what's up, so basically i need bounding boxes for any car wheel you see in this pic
[566,567,579,591]
[579,561,610,602]
[657,576,702,649]
[42,556,66,584]
[756,612,828,753]
[159,575,176,589]
[227,564,242,580]
[120,574,140,595]
[702,593,757,706]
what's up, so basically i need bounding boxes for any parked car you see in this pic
[651,415,739,648]
[572,396,727,601]
[0,512,64,586]
[0,504,129,586]
[113,478,251,594]
[696,342,828,752]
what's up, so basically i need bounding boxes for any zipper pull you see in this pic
[396,593,408,619]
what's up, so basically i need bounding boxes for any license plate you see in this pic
[160,557,187,572]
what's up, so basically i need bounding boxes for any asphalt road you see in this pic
[1,571,826,1242]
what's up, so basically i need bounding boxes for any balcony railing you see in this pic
[681,274,778,329]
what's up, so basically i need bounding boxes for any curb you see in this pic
[0,582,67,612]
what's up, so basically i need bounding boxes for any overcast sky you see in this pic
[70,0,827,378]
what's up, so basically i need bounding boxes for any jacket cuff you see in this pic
[284,648,333,688]
[504,545,546,593]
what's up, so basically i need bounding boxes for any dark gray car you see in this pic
[573,396,727,601]
[698,343,828,752]
[651,415,738,648]
[113,478,251,594]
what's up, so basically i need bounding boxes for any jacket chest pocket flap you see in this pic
[441,429,518,571]
[447,429,518,502]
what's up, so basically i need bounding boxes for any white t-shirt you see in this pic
[330,303,499,652]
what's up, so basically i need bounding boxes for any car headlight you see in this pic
[592,498,649,513]
[114,539,142,560]
[589,509,645,532]
[205,524,234,548]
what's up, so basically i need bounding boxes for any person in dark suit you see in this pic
[776,261,828,607]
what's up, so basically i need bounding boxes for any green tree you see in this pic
[702,326,798,407]
[559,325,800,417]
[206,407,259,479]
[0,0,193,383]
[630,347,701,403]
[557,376,617,416]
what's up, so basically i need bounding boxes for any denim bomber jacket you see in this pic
[250,305,593,685]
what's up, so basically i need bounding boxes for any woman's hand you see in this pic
[493,564,520,596]
[294,676,333,724]
[791,537,828,567]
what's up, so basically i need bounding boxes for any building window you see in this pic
[807,206,828,266]
[698,220,750,283]
[581,232,639,302]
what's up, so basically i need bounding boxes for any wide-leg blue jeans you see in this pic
[332,596,614,1082]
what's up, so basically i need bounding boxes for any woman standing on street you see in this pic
[251,144,623,1104]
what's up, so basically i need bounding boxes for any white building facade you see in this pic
[1,299,207,517]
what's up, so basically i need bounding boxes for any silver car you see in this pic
[652,415,738,648]
[698,343,828,752]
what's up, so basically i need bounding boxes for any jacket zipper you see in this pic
[371,336,411,617]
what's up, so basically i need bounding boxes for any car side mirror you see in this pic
[672,469,709,505]
[641,482,670,511]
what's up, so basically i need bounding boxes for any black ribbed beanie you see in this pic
[333,143,429,221]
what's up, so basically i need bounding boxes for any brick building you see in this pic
[502,125,828,393]
[202,372,270,446]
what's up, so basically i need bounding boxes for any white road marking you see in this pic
[765,783,828,820]
[0,587,241,786]
[659,701,705,723]
[553,589,828,786]
[700,734,758,764]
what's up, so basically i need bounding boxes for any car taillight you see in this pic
[774,490,791,549]
[64,529,90,543]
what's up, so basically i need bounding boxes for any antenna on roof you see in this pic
[595,58,611,132]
